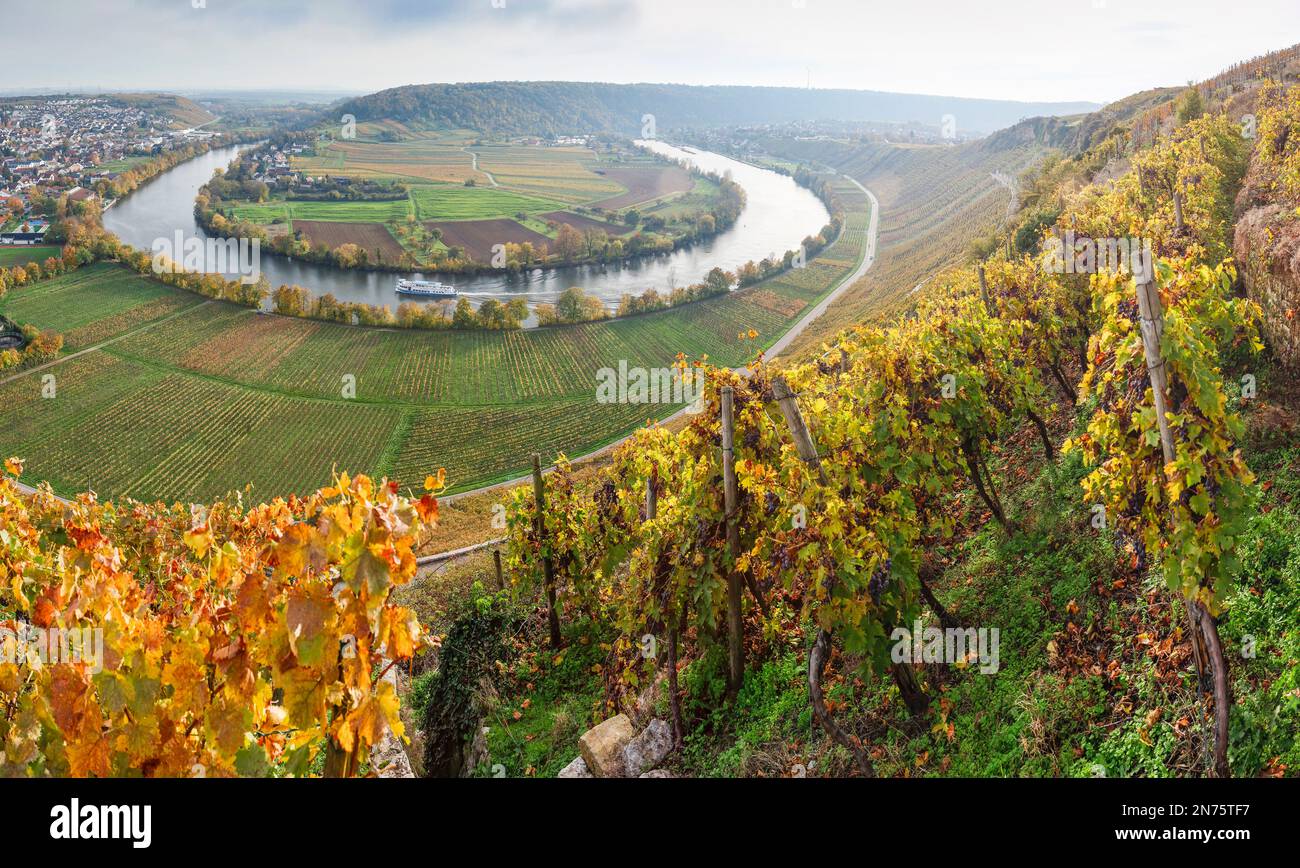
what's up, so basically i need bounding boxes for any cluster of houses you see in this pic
[246,142,309,185]
[0,96,216,240]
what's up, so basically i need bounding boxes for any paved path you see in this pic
[463,148,498,187]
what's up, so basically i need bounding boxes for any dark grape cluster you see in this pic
[764,490,780,516]
[868,558,892,604]
[743,426,761,450]
[769,545,794,571]
[595,480,617,511]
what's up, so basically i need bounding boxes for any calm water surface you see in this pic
[103,141,829,312]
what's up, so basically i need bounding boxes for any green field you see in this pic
[230,185,564,227]
[0,178,868,503]
[96,155,154,174]
[0,246,61,268]
[230,198,413,224]
[410,185,565,221]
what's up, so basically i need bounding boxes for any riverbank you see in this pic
[103,142,831,311]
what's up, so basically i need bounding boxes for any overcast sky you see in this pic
[6,0,1297,104]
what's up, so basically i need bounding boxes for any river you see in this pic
[102,141,830,311]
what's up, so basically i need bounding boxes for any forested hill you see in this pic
[337,81,1099,137]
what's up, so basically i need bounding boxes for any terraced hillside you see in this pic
[760,135,1045,355]
[0,179,868,502]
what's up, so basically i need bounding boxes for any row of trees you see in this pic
[271,283,532,331]
[614,266,733,316]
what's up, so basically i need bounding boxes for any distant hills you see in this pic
[0,92,215,130]
[338,82,1100,138]
[107,93,215,129]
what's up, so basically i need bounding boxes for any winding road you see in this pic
[462,147,498,187]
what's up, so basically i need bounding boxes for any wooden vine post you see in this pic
[493,548,505,592]
[532,454,562,649]
[1135,277,1231,778]
[720,386,745,695]
[977,264,994,317]
[771,375,876,775]
[646,469,685,748]
[324,644,358,777]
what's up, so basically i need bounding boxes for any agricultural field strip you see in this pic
[0,265,186,339]
[5,356,402,503]
[0,297,214,389]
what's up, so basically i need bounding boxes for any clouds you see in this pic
[4,0,1298,103]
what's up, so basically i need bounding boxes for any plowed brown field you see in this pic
[425,219,552,262]
[293,221,407,265]
[591,166,693,209]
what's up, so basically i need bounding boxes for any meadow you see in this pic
[230,198,413,224]
[0,178,868,503]
[410,185,565,221]
[0,245,62,267]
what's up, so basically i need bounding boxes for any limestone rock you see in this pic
[459,726,490,778]
[578,713,636,777]
[621,717,674,777]
[557,755,593,778]
[639,769,674,778]
[630,671,665,729]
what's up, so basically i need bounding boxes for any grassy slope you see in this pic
[442,365,1298,778]
[0,246,61,268]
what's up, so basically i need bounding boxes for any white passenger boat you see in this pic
[396,279,458,298]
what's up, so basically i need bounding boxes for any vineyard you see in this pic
[7,46,1300,786]
[758,130,1044,354]
[0,462,435,777]
[0,175,870,503]
[455,96,1299,779]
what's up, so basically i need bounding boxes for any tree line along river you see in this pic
[102,140,831,313]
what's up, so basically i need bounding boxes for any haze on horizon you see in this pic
[6,0,1299,106]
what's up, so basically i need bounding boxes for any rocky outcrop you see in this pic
[369,664,415,778]
[557,756,593,778]
[621,718,674,778]
[564,716,676,778]
[578,713,636,777]
[1234,203,1300,367]
[459,726,490,778]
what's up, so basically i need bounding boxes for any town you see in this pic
[0,95,216,244]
